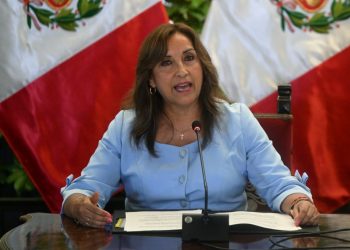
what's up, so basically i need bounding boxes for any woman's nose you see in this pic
[175,62,188,77]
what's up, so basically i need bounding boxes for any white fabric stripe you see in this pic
[0,0,161,102]
[201,0,350,105]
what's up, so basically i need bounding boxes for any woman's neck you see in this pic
[163,103,201,123]
[156,104,201,146]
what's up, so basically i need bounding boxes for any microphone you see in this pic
[182,121,229,242]
[191,121,209,217]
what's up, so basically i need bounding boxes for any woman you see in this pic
[61,23,319,229]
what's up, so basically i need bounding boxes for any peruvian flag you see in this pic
[202,0,350,213]
[0,0,168,212]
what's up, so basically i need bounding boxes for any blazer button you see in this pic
[179,149,187,158]
[178,175,186,184]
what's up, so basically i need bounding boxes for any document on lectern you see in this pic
[123,210,202,232]
[223,211,302,231]
[119,210,301,232]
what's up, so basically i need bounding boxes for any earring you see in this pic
[149,86,157,95]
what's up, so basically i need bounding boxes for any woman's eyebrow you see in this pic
[164,48,195,57]
[183,48,195,53]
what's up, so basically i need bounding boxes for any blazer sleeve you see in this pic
[239,103,312,212]
[61,110,125,208]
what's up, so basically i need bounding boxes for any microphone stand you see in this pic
[196,129,209,219]
[181,121,229,242]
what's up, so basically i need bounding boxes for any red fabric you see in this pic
[251,45,350,212]
[0,3,168,212]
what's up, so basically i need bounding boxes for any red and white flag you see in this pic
[202,0,350,213]
[0,0,168,212]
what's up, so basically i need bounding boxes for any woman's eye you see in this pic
[184,54,195,61]
[159,59,172,67]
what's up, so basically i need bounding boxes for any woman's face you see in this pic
[150,32,203,111]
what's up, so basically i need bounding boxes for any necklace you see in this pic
[174,127,192,140]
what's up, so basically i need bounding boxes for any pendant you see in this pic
[180,133,184,140]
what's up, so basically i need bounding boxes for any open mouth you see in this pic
[174,82,192,92]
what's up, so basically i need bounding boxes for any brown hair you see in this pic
[122,23,231,156]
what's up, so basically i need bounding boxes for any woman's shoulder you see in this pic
[105,109,136,132]
[114,108,136,121]
[215,101,257,134]
[217,100,251,116]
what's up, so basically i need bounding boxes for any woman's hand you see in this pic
[63,192,113,229]
[282,193,320,226]
[290,199,319,226]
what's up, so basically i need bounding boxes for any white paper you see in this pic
[123,210,301,232]
[222,211,301,231]
[124,210,202,232]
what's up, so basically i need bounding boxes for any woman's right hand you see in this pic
[63,192,113,229]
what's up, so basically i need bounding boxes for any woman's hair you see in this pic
[122,23,231,156]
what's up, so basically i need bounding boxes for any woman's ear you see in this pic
[149,78,156,88]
